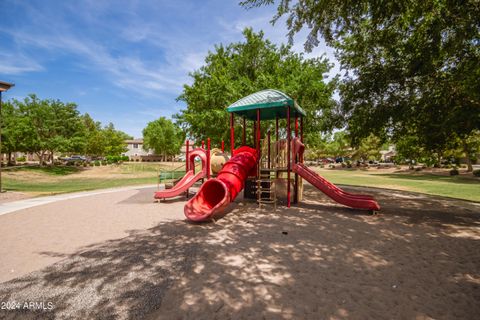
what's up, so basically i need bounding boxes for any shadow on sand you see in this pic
[0,185,479,319]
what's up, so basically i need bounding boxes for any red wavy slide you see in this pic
[154,149,207,200]
[184,146,257,222]
[292,138,380,211]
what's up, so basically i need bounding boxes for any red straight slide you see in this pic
[154,149,206,200]
[292,138,380,211]
[184,146,257,222]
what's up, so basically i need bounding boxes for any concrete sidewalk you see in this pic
[0,184,159,216]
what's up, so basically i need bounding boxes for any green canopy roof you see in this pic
[226,89,306,120]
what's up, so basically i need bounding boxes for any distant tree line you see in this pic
[2,94,131,165]
[240,0,480,171]
[308,129,480,167]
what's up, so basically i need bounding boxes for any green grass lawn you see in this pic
[315,168,480,202]
[3,164,161,195]
[3,176,158,194]
[3,164,479,202]
[2,162,199,195]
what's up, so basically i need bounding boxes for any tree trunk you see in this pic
[8,152,13,165]
[463,141,473,172]
[36,151,46,166]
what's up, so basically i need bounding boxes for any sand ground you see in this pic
[0,191,32,204]
[0,184,479,319]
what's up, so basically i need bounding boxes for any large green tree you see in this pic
[3,96,131,163]
[1,101,20,164]
[242,0,480,167]
[143,117,184,160]
[82,113,105,157]
[175,28,337,147]
[13,94,85,165]
[102,123,130,157]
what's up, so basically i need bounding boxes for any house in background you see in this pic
[122,139,188,162]
[123,139,166,162]
[123,139,154,161]
[380,145,397,162]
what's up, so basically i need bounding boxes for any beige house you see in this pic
[380,145,397,162]
[122,139,188,162]
[122,139,154,161]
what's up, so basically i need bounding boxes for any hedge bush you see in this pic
[449,168,459,176]
[105,155,129,163]
[473,169,480,177]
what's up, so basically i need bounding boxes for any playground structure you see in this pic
[154,89,380,222]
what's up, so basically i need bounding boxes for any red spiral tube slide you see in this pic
[184,146,257,222]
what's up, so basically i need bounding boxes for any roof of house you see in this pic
[226,89,306,120]
[125,139,144,144]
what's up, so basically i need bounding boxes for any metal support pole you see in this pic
[256,109,260,157]
[275,115,279,168]
[221,140,224,153]
[267,130,271,169]
[275,115,279,141]
[230,113,235,157]
[207,138,211,179]
[253,120,256,147]
[0,91,2,193]
[295,115,299,138]
[185,140,190,171]
[287,106,291,207]
[242,116,246,146]
[300,117,304,162]
[294,115,299,203]
[300,117,304,143]
[201,140,204,149]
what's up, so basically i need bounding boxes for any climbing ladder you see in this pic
[256,168,277,210]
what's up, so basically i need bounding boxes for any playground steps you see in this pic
[256,168,277,210]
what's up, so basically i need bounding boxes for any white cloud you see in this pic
[5,27,187,97]
[0,51,44,75]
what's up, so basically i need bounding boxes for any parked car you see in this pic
[61,155,87,162]
[321,158,335,164]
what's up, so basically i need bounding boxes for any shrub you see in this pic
[473,169,480,177]
[94,160,101,166]
[16,156,26,162]
[346,160,352,168]
[105,155,129,163]
[414,167,422,172]
[75,161,82,166]
[449,168,459,176]
[102,160,107,165]
[83,162,88,167]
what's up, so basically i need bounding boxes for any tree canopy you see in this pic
[143,117,184,159]
[241,0,480,167]
[175,28,338,147]
[3,95,131,164]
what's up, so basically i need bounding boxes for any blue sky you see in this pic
[0,0,337,138]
